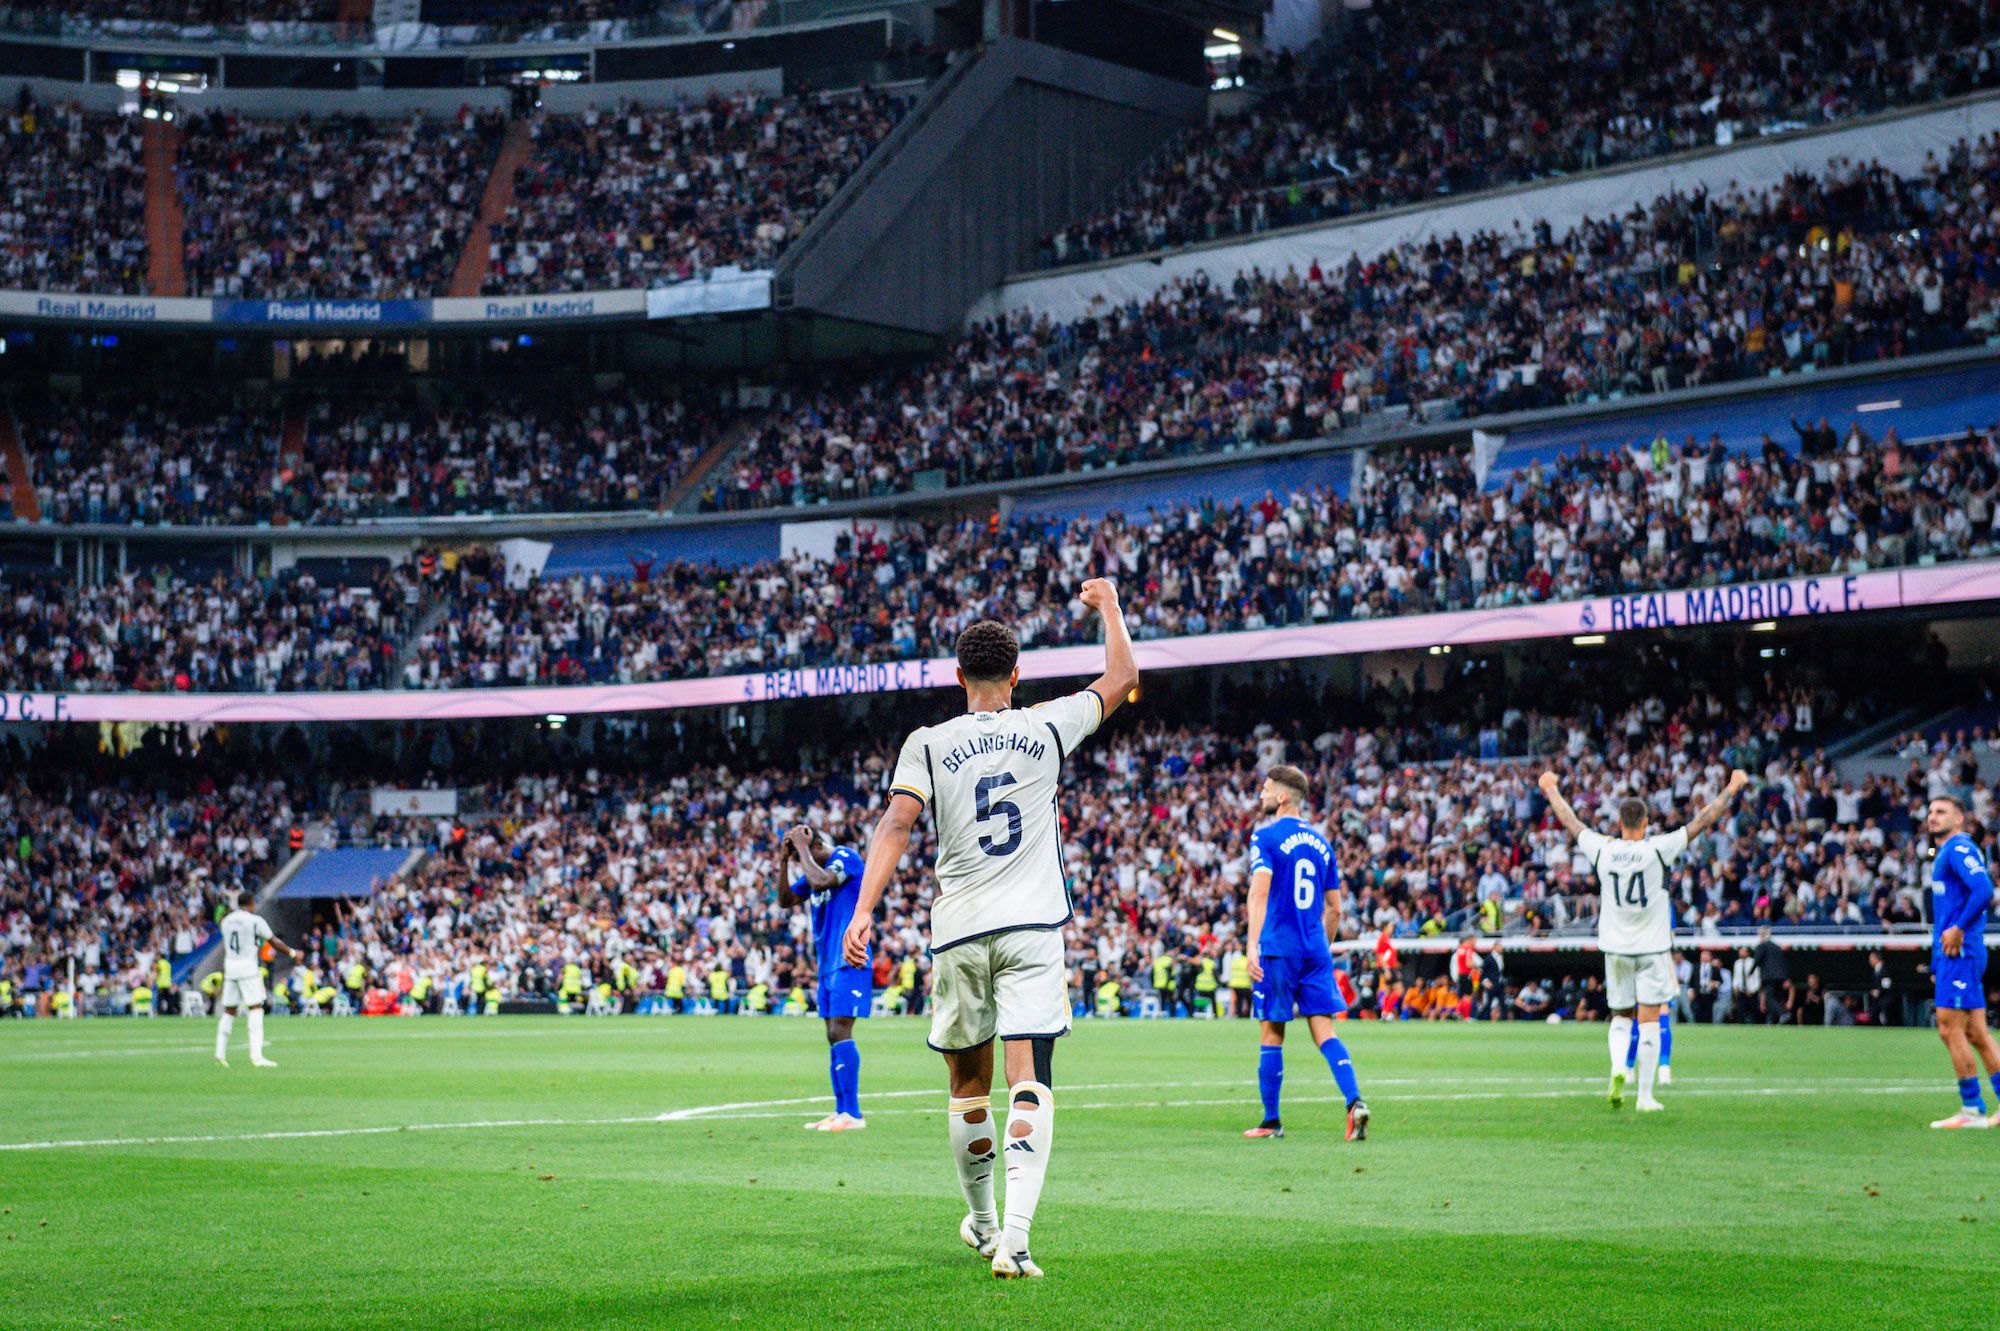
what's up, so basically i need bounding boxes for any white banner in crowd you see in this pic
[973,93,2000,326]
[4,559,1998,725]
[497,538,555,590]
[369,788,460,817]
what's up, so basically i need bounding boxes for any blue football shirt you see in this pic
[1931,832,1993,956]
[1249,815,1338,959]
[795,845,869,972]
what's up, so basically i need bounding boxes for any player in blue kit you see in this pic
[1241,765,1370,1142]
[779,825,872,1132]
[1923,795,2000,1129]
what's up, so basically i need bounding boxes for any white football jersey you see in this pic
[1578,827,1687,954]
[890,690,1104,951]
[219,909,273,980]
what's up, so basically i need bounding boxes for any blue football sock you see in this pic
[1990,1071,2000,1106]
[1958,1076,1986,1112]
[831,1039,861,1117]
[1625,1018,1639,1070]
[1319,1036,1361,1107]
[1659,1012,1673,1067]
[1257,1045,1283,1122]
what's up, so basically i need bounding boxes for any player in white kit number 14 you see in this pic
[845,577,1138,1282]
[1538,769,1747,1111]
[215,891,305,1068]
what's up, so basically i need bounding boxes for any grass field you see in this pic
[0,1014,1989,1330]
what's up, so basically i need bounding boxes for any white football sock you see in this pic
[947,1095,997,1231]
[248,1009,266,1060]
[215,1012,233,1060]
[1636,1023,1661,1101]
[1001,1081,1054,1254]
[1608,1015,1633,1078]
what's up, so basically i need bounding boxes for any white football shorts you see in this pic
[927,929,1070,1051]
[1604,952,1676,1009]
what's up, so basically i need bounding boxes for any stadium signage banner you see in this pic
[0,291,212,324]
[9,559,1999,724]
[0,278,762,329]
[213,298,436,325]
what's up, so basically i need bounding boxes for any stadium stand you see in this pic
[724,136,2000,505]
[7,416,1998,692]
[1035,0,2000,269]
[0,92,148,294]
[2,0,340,23]
[18,382,719,525]
[177,107,506,301]
[1,562,418,692]
[0,633,1971,1020]
[483,89,913,293]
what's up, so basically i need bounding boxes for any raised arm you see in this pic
[1681,769,1750,840]
[1079,578,1138,723]
[1536,771,1588,838]
[842,795,920,966]
[787,826,842,889]
[775,838,800,909]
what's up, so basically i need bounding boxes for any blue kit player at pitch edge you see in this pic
[1923,794,2000,1130]
[779,825,872,1131]
[1242,764,1370,1142]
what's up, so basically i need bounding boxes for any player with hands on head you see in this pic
[778,823,873,1131]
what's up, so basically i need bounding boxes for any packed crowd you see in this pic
[722,136,2000,505]
[1038,0,2000,267]
[20,382,717,526]
[0,773,303,1015]
[398,416,2000,689]
[11,407,2000,693]
[484,89,911,294]
[0,91,147,294]
[2,1,339,25]
[1,562,419,693]
[178,107,505,300]
[4,640,1986,1019]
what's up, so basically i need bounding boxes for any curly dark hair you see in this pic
[956,619,1019,683]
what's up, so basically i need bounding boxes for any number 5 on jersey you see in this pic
[974,773,1023,857]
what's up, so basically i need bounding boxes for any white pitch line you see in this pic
[0,1079,1948,1153]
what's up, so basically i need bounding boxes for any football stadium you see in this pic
[2,0,1999,1324]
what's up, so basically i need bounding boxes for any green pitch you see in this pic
[0,1016,1987,1329]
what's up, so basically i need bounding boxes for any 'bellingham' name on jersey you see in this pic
[1250,816,1338,957]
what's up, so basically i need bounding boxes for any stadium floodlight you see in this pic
[1749,620,1778,632]
[1572,634,1607,646]
[115,69,142,89]
[1212,26,1238,39]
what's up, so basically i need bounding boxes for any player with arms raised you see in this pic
[1539,768,1746,1111]
[844,578,1136,1280]
[214,891,303,1068]
[1922,794,2000,1129]
[778,825,872,1131]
